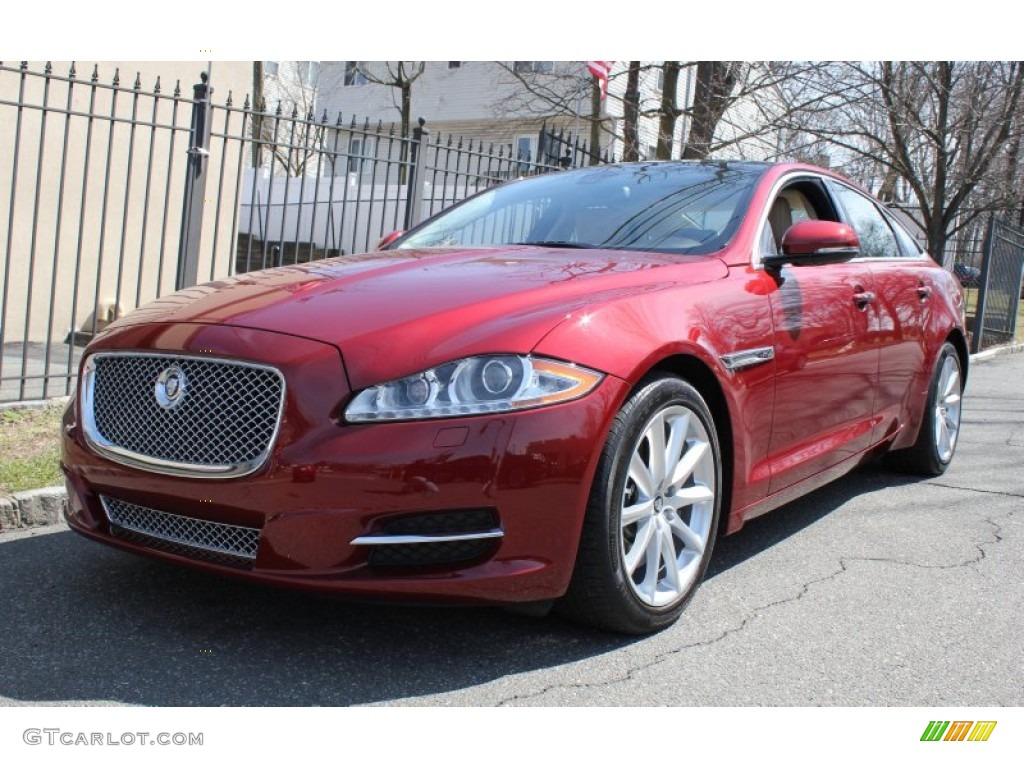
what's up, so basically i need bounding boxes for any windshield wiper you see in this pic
[512,240,600,249]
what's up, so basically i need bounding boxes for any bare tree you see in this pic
[655,61,682,159]
[776,61,1024,260]
[622,61,641,162]
[681,62,741,159]
[356,61,426,141]
[493,61,614,160]
[253,61,331,177]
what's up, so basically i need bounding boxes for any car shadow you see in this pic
[0,465,920,707]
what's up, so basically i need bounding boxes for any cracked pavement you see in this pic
[1,351,1021,707]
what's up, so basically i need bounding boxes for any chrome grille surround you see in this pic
[81,352,285,479]
[101,496,261,563]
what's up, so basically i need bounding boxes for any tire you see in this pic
[886,341,963,476]
[559,375,722,634]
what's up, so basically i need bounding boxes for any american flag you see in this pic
[586,61,615,100]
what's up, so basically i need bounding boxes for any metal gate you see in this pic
[972,217,1024,352]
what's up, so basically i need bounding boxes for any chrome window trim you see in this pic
[81,351,286,480]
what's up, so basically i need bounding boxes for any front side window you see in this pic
[827,181,900,259]
[395,163,766,255]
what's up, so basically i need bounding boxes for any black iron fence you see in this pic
[0,63,608,402]
[972,217,1024,352]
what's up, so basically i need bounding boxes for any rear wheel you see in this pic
[886,341,963,476]
[560,375,721,634]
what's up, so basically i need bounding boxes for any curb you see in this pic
[0,486,67,532]
[970,341,1024,363]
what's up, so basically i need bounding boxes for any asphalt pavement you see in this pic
[1,349,1021,706]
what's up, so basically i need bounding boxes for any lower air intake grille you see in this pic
[368,538,498,568]
[366,509,500,568]
[102,496,261,567]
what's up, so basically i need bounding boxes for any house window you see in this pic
[299,61,320,88]
[348,137,375,174]
[515,135,536,171]
[264,61,279,78]
[345,62,368,86]
[448,61,461,69]
[513,62,553,74]
[657,69,665,91]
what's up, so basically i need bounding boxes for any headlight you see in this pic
[345,355,604,423]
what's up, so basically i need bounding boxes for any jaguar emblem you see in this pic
[155,365,187,409]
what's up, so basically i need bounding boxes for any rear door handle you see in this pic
[917,285,933,300]
[853,291,876,309]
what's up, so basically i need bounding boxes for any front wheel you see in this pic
[559,375,722,634]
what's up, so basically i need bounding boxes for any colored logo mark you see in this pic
[921,721,997,742]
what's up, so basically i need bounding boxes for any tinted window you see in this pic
[827,181,900,259]
[397,163,767,256]
[887,212,925,257]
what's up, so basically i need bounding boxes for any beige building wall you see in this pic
[0,61,251,345]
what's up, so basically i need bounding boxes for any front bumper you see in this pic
[62,322,629,604]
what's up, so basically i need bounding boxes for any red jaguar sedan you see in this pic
[61,161,967,633]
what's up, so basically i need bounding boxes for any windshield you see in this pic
[396,162,767,255]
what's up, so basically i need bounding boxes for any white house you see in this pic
[315,61,783,167]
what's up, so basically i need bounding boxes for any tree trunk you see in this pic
[682,62,740,160]
[589,80,602,165]
[252,61,264,169]
[623,61,641,162]
[656,62,681,160]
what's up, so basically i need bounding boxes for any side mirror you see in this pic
[763,220,860,269]
[376,230,404,250]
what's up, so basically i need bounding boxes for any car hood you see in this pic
[107,246,728,389]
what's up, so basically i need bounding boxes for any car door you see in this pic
[762,179,881,494]
[824,180,930,447]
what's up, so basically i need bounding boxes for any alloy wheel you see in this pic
[620,405,716,607]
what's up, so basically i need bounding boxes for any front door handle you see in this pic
[917,285,933,300]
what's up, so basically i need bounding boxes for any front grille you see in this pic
[84,353,284,477]
[102,496,261,567]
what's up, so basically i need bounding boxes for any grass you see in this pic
[962,287,1024,344]
[0,404,64,495]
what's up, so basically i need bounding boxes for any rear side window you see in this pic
[886,212,925,257]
